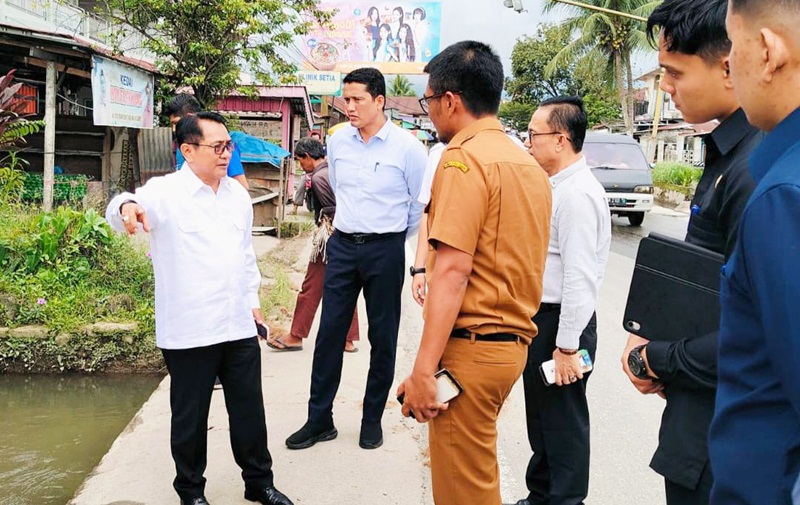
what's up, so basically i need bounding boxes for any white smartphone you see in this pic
[434,369,463,403]
[397,368,463,407]
[539,349,593,386]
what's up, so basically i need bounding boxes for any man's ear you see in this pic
[445,91,461,116]
[376,95,386,110]
[180,143,194,163]
[721,56,734,89]
[760,27,789,83]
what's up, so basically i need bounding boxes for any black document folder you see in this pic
[623,232,724,342]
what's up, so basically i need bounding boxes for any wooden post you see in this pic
[43,60,56,212]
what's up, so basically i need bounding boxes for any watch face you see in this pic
[628,353,644,377]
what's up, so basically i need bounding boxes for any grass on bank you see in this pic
[652,162,702,188]
[0,198,159,373]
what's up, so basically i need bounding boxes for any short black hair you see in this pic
[413,7,425,19]
[175,111,227,146]
[424,40,503,117]
[164,93,201,118]
[343,67,386,103]
[647,0,731,63]
[295,137,325,160]
[539,96,587,152]
[730,0,797,15]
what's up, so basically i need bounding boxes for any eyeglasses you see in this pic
[527,131,573,143]
[419,91,462,114]
[189,141,236,155]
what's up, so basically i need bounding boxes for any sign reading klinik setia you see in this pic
[297,71,342,95]
[92,55,155,129]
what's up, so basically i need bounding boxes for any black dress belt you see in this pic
[451,328,520,342]
[337,230,405,244]
[538,302,561,313]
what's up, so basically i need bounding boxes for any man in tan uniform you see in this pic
[397,40,552,505]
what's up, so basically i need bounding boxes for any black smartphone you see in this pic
[255,320,269,339]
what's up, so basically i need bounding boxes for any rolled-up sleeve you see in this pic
[405,141,428,238]
[555,191,603,350]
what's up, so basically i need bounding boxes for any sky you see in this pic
[295,0,659,94]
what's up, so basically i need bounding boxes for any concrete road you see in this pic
[71,206,689,505]
[399,205,691,504]
[496,206,689,504]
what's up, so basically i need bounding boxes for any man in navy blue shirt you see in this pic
[620,2,761,503]
[709,1,800,503]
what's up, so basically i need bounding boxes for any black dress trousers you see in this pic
[522,306,597,505]
[308,230,405,425]
[161,336,274,500]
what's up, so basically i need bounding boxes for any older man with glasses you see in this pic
[514,96,611,505]
[106,112,293,505]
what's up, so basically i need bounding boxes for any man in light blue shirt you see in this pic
[286,67,427,451]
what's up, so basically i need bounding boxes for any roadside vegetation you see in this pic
[652,161,702,188]
[0,198,160,373]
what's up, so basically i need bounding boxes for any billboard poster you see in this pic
[92,55,154,128]
[301,2,442,74]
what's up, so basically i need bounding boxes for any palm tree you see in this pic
[389,75,417,97]
[542,0,660,134]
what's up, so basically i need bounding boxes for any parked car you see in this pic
[584,133,654,226]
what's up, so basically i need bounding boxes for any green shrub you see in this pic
[0,199,159,372]
[652,162,702,187]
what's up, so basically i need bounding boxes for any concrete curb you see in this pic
[70,234,433,505]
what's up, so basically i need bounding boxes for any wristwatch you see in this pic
[409,266,426,277]
[628,345,656,380]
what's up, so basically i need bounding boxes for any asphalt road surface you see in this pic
[399,205,690,505]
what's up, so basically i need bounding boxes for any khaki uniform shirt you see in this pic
[426,118,551,345]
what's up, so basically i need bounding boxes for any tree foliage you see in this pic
[499,102,536,133]
[0,70,45,151]
[102,0,332,107]
[389,75,416,97]
[503,25,622,128]
[506,25,580,104]
[541,0,659,133]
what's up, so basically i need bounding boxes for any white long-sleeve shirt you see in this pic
[106,166,261,350]
[541,156,611,349]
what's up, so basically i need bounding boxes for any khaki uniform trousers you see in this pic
[429,336,528,505]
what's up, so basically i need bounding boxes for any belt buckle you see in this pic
[352,233,365,244]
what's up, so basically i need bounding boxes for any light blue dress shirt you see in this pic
[327,119,427,237]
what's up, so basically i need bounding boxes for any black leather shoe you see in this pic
[180,497,210,505]
[359,422,383,449]
[285,420,337,450]
[244,485,294,505]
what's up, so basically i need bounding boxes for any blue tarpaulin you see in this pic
[230,131,290,166]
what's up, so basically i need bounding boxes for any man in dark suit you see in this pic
[620,1,762,504]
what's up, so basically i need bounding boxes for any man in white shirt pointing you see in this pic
[514,96,611,505]
[106,112,292,505]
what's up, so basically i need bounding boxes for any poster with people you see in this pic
[91,55,154,128]
[301,2,442,74]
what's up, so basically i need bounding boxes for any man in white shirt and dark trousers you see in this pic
[106,112,292,505]
[286,67,427,451]
[515,97,611,505]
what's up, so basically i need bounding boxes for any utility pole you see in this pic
[43,60,56,212]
